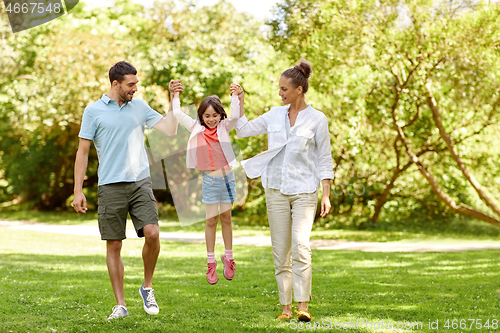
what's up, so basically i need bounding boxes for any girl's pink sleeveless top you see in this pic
[196,127,231,171]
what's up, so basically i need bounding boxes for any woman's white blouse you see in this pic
[235,105,334,195]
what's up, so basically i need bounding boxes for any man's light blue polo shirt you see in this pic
[79,94,163,186]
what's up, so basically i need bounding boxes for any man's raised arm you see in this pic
[152,80,183,136]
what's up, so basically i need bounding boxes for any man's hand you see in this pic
[73,138,91,213]
[73,191,88,213]
[168,79,183,100]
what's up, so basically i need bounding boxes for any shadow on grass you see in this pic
[1,243,499,332]
[366,216,500,241]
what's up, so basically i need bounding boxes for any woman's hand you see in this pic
[320,179,331,217]
[168,79,183,99]
[237,88,244,103]
[320,196,331,217]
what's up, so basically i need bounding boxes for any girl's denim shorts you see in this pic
[202,171,237,204]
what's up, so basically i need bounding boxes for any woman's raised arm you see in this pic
[234,113,269,138]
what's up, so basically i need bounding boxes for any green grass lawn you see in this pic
[0,228,499,332]
[2,210,500,242]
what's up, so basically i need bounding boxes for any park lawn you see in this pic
[0,229,499,332]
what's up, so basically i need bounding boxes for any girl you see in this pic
[172,83,244,284]
[235,60,334,321]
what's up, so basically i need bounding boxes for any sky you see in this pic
[82,0,281,20]
[194,0,280,20]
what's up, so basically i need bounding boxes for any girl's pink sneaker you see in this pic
[206,262,218,284]
[221,254,236,280]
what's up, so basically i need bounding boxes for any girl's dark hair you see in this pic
[197,95,227,127]
[281,59,312,93]
[109,61,137,84]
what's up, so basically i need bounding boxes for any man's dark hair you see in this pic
[109,61,137,85]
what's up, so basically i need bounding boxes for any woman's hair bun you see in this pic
[281,59,313,93]
[294,59,312,79]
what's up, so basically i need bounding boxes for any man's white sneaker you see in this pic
[107,305,129,319]
[139,284,159,315]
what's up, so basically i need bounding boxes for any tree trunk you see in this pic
[425,84,500,218]
[370,162,406,222]
[369,148,433,222]
[392,106,500,226]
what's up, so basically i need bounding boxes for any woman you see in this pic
[235,60,334,321]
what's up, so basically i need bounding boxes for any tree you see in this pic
[269,0,500,225]
[0,3,129,209]
[0,0,280,213]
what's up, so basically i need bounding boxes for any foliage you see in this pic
[0,0,278,211]
[268,0,500,226]
[2,0,500,229]
[0,2,128,208]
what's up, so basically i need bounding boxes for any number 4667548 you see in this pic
[5,2,62,14]
[444,319,498,330]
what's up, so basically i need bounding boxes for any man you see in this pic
[73,61,181,319]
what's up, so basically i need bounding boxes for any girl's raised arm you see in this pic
[230,83,245,119]
[225,83,243,130]
[171,81,197,132]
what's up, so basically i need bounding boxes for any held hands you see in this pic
[230,83,245,118]
[230,83,243,99]
[169,79,183,99]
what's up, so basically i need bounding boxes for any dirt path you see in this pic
[2,220,500,252]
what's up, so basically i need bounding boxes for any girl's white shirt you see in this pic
[172,95,241,169]
[235,105,334,195]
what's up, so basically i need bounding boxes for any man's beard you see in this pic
[118,88,133,102]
